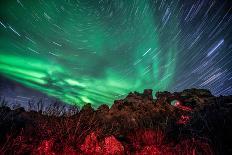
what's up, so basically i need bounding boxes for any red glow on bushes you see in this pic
[127,129,164,149]
[80,132,102,154]
[177,115,191,124]
[103,136,124,154]
[37,139,55,155]
[33,129,212,154]
[80,132,124,154]
[136,146,161,155]
[125,129,212,155]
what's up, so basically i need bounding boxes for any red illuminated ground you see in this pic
[0,89,231,154]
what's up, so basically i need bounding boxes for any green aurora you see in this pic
[0,0,178,107]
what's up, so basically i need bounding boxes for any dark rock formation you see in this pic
[0,88,231,154]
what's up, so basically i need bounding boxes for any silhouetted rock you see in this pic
[143,89,153,100]
[0,88,231,154]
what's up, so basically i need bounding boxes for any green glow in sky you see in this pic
[0,0,178,108]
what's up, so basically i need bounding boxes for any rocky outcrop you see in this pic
[0,88,231,154]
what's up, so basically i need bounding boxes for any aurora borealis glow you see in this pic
[0,0,231,107]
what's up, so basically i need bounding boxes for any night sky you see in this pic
[0,0,231,108]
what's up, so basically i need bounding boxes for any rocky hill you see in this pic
[0,88,231,154]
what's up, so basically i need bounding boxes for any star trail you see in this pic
[0,0,231,107]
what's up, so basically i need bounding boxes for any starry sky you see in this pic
[0,0,231,108]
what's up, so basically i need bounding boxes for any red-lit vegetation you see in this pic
[0,89,231,154]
